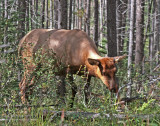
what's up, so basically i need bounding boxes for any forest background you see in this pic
[0,0,160,125]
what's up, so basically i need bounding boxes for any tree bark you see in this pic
[157,0,160,64]
[35,0,39,28]
[54,0,58,29]
[18,0,26,40]
[94,0,99,47]
[26,0,30,31]
[86,0,91,35]
[73,0,75,29]
[150,0,156,73]
[41,0,45,28]
[50,0,53,28]
[69,0,73,29]
[116,0,122,56]
[45,0,49,28]
[107,0,117,57]
[116,0,128,55]
[30,0,34,29]
[135,0,145,72]
[127,0,135,98]
[4,0,8,44]
[60,0,68,29]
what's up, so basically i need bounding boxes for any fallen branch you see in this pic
[114,96,147,105]
[0,111,159,122]
[43,110,160,120]
[0,104,58,109]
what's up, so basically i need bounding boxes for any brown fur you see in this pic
[18,29,126,104]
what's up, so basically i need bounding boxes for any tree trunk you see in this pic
[60,0,68,29]
[35,0,39,28]
[54,0,58,29]
[41,0,45,28]
[58,0,61,29]
[50,0,53,28]
[120,0,128,55]
[107,0,117,57]
[99,0,103,46]
[4,0,8,44]
[116,0,127,55]
[76,0,79,29]
[157,0,160,64]
[18,0,26,40]
[69,0,73,29]
[154,0,160,64]
[127,0,135,98]
[150,0,156,73]
[73,0,75,29]
[86,0,91,35]
[26,0,30,31]
[45,0,48,28]
[135,0,145,72]
[30,0,33,29]
[79,0,82,29]
[94,0,99,47]
[116,0,122,56]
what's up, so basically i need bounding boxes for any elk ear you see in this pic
[88,58,101,66]
[114,54,127,63]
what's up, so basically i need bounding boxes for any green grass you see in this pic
[0,53,160,126]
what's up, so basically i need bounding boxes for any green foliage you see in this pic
[0,46,160,125]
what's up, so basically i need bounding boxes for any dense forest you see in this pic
[0,0,160,125]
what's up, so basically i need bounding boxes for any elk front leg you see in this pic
[68,75,77,108]
[84,76,91,104]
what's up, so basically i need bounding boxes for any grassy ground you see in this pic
[0,54,160,125]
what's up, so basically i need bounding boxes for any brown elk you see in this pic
[18,29,126,106]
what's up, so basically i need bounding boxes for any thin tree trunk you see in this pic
[77,0,79,29]
[150,0,155,74]
[73,0,75,29]
[50,0,53,28]
[58,0,61,29]
[94,0,99,47]
[54,0,58,29]
[45,0,48,28]
[35,0,39,28]
[41,0,45,28]
[78,0,82,30]
[69,0,73,29]
[157,0,160,64]
[117,0,128,55]
[30,0,33,29]
[4,0,8,44]
[18,0,26,40]
[26,0,30,31]
[117,0,122,56]
[84,0,87,32]
[155,0,160,64]
[120,0,128,55]
[86,0,91,35]
[127,0,135,98]
[99,0,103,46]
